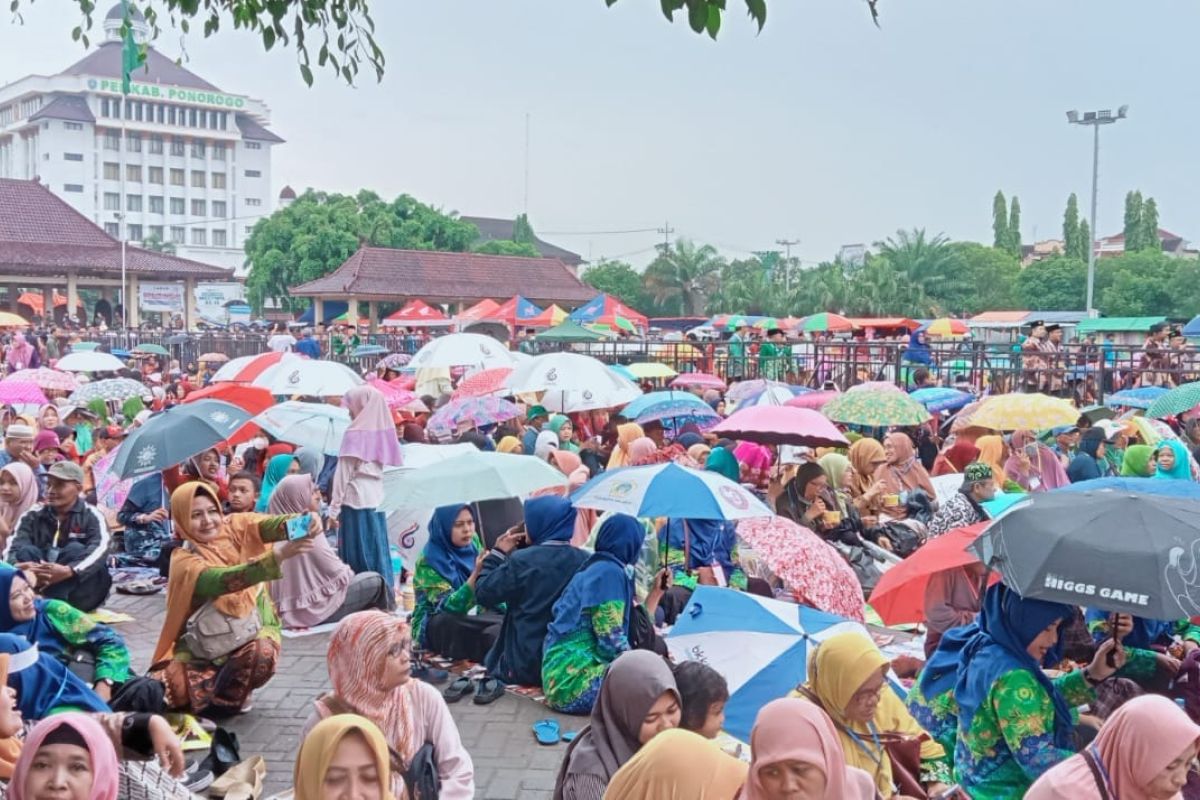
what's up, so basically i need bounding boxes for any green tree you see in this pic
[471,240,539,257]
[1078,219,1091,262]
[872,228,962,311]
[940,242,1020,314]
[579,260,647,310]
[1016,256,1086,310]
[141,232,176,255]
[1006,196,1022,257]
[708,257,794,315]
[512,213,536,246]
[243,189,477,311]
[1123,190,1144,252]
[992,191,1009,250]
[642,239,725,316]
[1140,197,1161,252]
[1097,251,1176,316]
[1063,193,1084,261]
[791,261,849,315]
[1166,259,1200,318]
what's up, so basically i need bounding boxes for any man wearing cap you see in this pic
[1020,321,1048,393]
[5,460,111,611]
[1040,323,1066,396]
[0,424,37,470]
[521,405,549,455]
[1139,321,1171,387]
[927,462,996,537]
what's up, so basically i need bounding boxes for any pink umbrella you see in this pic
[736,515,864,621]
[669,372,727,391]
[710,405,848,447]
[0,381,48,406]
[7,368,79,392]
[366,377,428,412]
[453,367,514,399]
[784,390,840,411]
[848,380,903,394]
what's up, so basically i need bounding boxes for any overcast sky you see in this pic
[2,1,1197,268]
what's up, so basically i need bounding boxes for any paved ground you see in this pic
[107,592,579,799]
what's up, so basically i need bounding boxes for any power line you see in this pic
[538,227,661,236]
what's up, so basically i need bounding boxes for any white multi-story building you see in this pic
[0,3,282,278]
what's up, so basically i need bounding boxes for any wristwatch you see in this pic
[94,678,115,688]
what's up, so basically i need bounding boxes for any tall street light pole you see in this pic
[1066,105,1128,317]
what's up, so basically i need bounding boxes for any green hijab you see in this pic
[705,447,740,482]
[546,414,579,453]
[819,452,851,492]
[1120,444,1154,477]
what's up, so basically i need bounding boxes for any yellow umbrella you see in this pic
[0,312,30,327]
[968,393,1079,431]
[627,362,678,379]
[925,318,969,337]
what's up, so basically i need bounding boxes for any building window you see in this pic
[212,229,227,247]
[126,164,142,182]
[149,225,163,241]
[191,140,206,158]
[148,166,163,184]
[155,105,164,124]
[149,135,163,154]
[198,110,207,129]
[99,98,109,117]
[169,168,184,186]
[188,108,198,127]
[128,223,143,241]
[63,152,83,162]
[245,141,261,150]
[126,195,142,212]
[168,106,177,126]
[191,170,206,188]
[211,172,226,189]
[170,137,184,157]
[212,200,226,218]
[103,192,120,210]
[245,198,262,207]
[170,226,185,243]
[244,169,261,178]
[126,132,141,152]
[191,199,206,217]
[62,184,83,193]
[191,228,206,246]
[102,162,120,180]
[149,196,164,214]
[212,143,226,161]
[63,121,83,131]
[170,197,185,215]
[104,222,120,237]
[103,131,120,150]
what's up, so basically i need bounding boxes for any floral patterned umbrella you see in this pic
[669,372,726,391]
[0,381,48,406]
[968,393,1079,431]
[68,378,149,405]
[7,368,79,392]
[366,377,428,413]
[821,389,931,427]
[426,396,521,438]
[377,353,412,370]
[452,367,514,399]
[910,386,975,413]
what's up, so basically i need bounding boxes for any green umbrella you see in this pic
[801,312,854,333]
[753,317,781,330]
[821,390,931,427]
[132,343,169,356]
[71,341,101,351]
[535,320,605,342]
[1147,380,1200,419]
[724,315,750,331]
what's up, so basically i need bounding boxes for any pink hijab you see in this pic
[626,437,659,466]
[538,450,594,546]
[0,463,36,530]
[268,474,353,629]
[1027,694,1200,800]
[1004,429,1070,492]
[5,334,33,372]
[11,713,119,800]
[739,698,875,800]
[339,385,403,466]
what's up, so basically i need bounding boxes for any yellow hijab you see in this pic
[802,631,945,796]
[607,422,645,470]
[975,435,1010,487]
[497,436,522,454]
[604,729,747,800]
[293,714,393,800]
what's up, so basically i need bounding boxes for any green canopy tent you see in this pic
[535,319,606,342]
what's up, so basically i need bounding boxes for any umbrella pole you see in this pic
[683,518,692,579]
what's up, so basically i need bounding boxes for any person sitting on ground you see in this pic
[739,697,877,800]
[1119,443,1156,477]
[846,438,889,524]
[603,728,748,800]
[873,432,938,521]
[474,497,588,691]
[0,425,36,471]
[0,464,36,553]
[553,650,680,800]
[655,514,746,624]
[116,473,171,566]
[223,471,260,514]
[776,462,881,549]
[293,714,391,800]
[1083,609,1197,688]
[931,437,979,477]
[926,461,995,537]
[267,475,388,631]
[5,462,110,612]
[1155,439,1193,481]
[254,454,298,512]
[30,430,62,499]
[307,611,475,799]
[672,661,728,740]
[148,481,321,718]
[1067,428,1111,484]
[81,426,124,498]
[1026,694,1200,800]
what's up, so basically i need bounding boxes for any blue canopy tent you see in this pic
[1184,315,1200,338]
[296,301,348,325]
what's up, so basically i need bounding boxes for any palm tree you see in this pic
[872,228,964,302]
[643,239,725,316]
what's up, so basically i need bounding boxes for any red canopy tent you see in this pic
[456,298,501,325]
[380,299,452,327]
[482,295,544,326]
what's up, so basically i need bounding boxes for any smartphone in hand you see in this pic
[286,513,312,541]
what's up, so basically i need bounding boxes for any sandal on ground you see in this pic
[472,677,505,705]
[532,719,560,746]
[441,676,474,703]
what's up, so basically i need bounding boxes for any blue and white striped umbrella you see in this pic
[1105,386,1168,409]
[570,462,772,520]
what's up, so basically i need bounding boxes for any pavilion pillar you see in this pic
[367,301,378,335]
[41,287,53,324]
[184,278,198,331]
[66,273,78,328]
[127,273,141,328]
[345,296,359,327]
[313,297,324,326]
[6,284,16,312]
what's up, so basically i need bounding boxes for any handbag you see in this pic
[1082,747,1113,800]
[180,601,261,661]
[401,742,441,800]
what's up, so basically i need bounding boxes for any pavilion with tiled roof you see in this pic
[0,178,232,326]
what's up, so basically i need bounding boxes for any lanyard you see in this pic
[1088,744,1117,799]
[844,721,884,768]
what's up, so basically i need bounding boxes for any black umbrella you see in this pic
[970,487,1200,620]
[111,400,253,479]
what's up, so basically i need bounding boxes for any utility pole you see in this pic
[656,222,674,252]
[776,238,800,292]
[1066,106,1128,317]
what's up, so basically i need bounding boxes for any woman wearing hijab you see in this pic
[799,631,951,798]
[605,728,746,800]
[149,481,321,717]
[873,432,937,520]
[10,714,118,800]
[0,634,109,719]
[625,437,660,467]
[293,715,392,800]
[331,385,404,606]
[547,415,580,453]
[542,514,649,713]
[553,650,680,800]
[846,438,888,521]
[1004,429,1071,493]
[534,430,561,461]
[1027,694,1200,800]
[496,436,523,454]
[254,453,297,512]
[268,475,388,631]
[705,447,739,482]
[607,423,645,470]
[4,334,36,374]
[974,435,1018,490]
[292,446,325,487]
[902,329,932,367]
[1067,428,1111,484]
[410,504,501,663]
[308,612,474,799]
[0,463,36,549]
[921,561,987,659]
[777,462,877,549]
[732,441,773,491]
[1120,443,1156,477]
[474,497,589,687]
[528,450,595,547]
[1155,439,1193,480]
[687,442,711,465]
[951,583,1131,798]
[116,471,172,566]
[739,697,876,800]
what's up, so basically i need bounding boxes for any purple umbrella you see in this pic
[0,381,48,406]
[427,396,521,438]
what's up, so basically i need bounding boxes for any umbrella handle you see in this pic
[683,518,692,578]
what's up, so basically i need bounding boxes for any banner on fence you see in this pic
[194,282,246,325]
[138,282,185,313]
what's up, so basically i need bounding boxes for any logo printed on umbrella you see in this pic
[480,344,492,356]
[287,370,301,385]
[209,410,230,426]
[718,485,750,510]
[545,368,558,384]
[606,481,636,499]
[583,390,593,401]
[136,446,157,468]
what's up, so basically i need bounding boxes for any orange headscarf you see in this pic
[606,422,645,470]
[151,482,272,664]
[974,435,1010,487]
[847,438,886,498]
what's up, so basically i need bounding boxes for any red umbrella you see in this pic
[710,406,848,447]
[784,390,840,410]
[867,523,999,625]
[211,351,302,383]
[453,367,514,399]
[183,384,275,446]
[669,372,727,391]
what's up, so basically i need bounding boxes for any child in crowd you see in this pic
[226,470,261,514]
[32,430,63,498]
[672,661,729,739]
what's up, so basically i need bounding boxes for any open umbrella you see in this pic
[1147,381,1200,420]
[571,462,772,520]
[0,382,47,406]
[820,390,931,427]
[847,381,903,394]
[252,401,350,454]
[726,380,798,405]
[364,377,426,413]
[802,312,854,333]
[968,393,1079,431]
[251,356,363,396]
[112,400,253,479]
[55,351,125,373]
[620,391,721,428]
[70,342,101,351]
[1105,386,1167,410]
[351,344,389,358]
[868,523,996,625]
[377,353,412,370]
[379,450,566,511]
[669,372,726,391]
[506,352,640,413]
[6,368,78,392]
[0,313,29,328]
[211,352,289,382]
[452,367,514,400]
[183,383,275,416]
[408,333,517,371]
[784,390,839,411]
[627,362,677,379]
[970,488,1200,619]
[68,378,148,404]
[710,406,849,448]
[197,352,229,363]
[924,318,969,337]
[132,344,169,356]
[910,386,974,413]
[426,397,521,439]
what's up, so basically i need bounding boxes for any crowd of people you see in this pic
[0,324,1199,800]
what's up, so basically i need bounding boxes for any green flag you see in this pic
[119,0,144,94]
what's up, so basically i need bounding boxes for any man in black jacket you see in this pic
[6,461,112,611]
